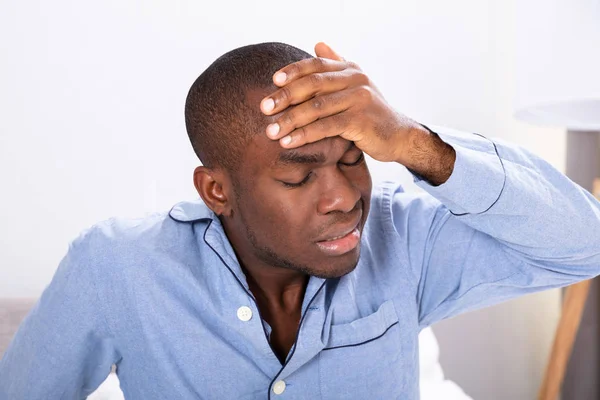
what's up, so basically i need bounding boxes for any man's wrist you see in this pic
[398,124,456,186]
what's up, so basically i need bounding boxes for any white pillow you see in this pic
[87,372,124,400]
[419,327,473,400]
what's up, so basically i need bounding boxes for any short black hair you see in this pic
[184,42,312,172]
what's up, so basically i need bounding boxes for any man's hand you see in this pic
[260,42,428,164]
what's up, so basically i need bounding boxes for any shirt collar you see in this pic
[167,197,327,297]
[168,198,215,223]
[168,198,253,290]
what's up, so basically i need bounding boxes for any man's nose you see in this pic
[317,169,362,215]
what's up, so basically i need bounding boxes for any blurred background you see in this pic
[1,0,586,398]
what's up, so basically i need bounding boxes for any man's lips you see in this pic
[315,223,361,256]
[316,222,360,242]
[315,213,362,243]
[314,213,363,256]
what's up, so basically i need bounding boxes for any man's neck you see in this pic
[220,216,309,311]
[242,264,309,313]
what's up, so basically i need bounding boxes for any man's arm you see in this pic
[0,229,119,398]
[399,124,456,187]
[388,125,600,327]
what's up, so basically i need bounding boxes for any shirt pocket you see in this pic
[319,299,407,399]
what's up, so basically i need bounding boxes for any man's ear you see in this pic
[193,166,233,217]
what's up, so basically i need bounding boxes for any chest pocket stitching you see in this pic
[322,299,400,350]
[323,321,399,350]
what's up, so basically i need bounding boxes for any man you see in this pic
[1,41,599,399]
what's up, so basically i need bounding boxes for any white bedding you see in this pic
[419,327,473,400]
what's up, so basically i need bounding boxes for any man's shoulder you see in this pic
[71,211,170,255]
[366,181,407,228]
[72,198,214,257]
[369,181,442,220]
[56,201,217,294]
[80,197,213,243]
[364,181,443,245]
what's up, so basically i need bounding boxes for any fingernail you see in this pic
[266,123,280,138]
[281,136,292,146]
[262,98,274,113]
[274,72,287,85]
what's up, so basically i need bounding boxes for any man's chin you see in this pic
[309,249,361,279]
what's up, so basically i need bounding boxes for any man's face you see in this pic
[228,109,372,279]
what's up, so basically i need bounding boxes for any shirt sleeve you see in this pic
[0,227,120,399]
[388,125,600,328]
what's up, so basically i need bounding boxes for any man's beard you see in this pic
[242,219,359,279]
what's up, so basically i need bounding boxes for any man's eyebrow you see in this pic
[275,141,356,166]
[276,150,327,166]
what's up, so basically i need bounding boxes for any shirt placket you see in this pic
[266,277,328,399]
[202,222,283,378]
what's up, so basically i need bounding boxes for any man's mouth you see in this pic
[315,221,361,256]
[320,224,359,241]
[324,232,353,241]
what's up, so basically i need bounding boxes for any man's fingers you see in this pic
[278,112,352,149]
[261,69,367,116]
[266,88,355,141]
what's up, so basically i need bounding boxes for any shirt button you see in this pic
[236,306,253,322]
[273,380,286,395]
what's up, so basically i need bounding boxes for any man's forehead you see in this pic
[272,138,354,166]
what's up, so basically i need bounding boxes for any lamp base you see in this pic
[562,129,600,399]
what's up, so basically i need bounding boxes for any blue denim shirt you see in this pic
[2,126,600,399]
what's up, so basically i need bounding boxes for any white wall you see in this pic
[0,1,564,398]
